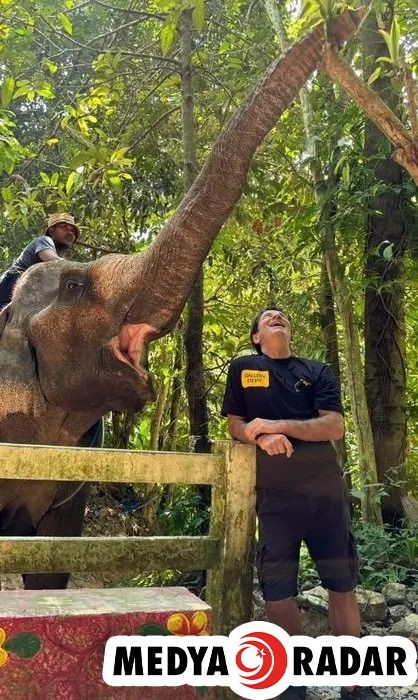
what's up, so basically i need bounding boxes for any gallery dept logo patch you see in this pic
[241,370,269,388]
[102,621,417,700]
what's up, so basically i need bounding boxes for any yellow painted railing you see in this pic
[0,441,256,636]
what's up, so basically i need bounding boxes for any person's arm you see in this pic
[244,362,344,443]
[227,415,257,444]
[244,410,344,443]
[228,415,294,457]
[222,361,293,456]
[34,235,60,262]
[37,249,60,262]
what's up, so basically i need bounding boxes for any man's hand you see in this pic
[244,418,281,442]
[257,433,294,457]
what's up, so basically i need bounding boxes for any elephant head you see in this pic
[0,8,367,448]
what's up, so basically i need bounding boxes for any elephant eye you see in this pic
[65,279,83,291]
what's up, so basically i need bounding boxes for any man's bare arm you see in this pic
[227,415,294,456]
[244,410,344,442]
[278,410,344,441]
[227,415,257,444]
[38,249,60,262]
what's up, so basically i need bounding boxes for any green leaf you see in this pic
[4,633,41,659]
[367,66,381,86]
[69,150,95,169]
[342,163,350,187]
[160,22,176,56]
[40,172,50,184]
[109,175,121,187]
[50,172,59,186]
[13,80,31,99]
[390,16,400,66]
[379,19,400,67]
[382,243,393,260]
[333,155,346,174]
[65,125,95,148]
[35,80,55,99]
[192,0,205,33]
[137,623,172,636]
[66,171,76,194]
[1,186,13,203]
[42,58,59,74]
[58,12,73,35]
[376,56,394,64]
[1,76,15,108]
[300,0,319,20]
[379,29,392,56]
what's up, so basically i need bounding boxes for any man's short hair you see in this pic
[250,306,288,354]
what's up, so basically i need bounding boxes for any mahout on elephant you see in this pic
[0,212,79,308]
[0,9,367,589]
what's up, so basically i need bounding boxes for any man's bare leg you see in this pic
[265,598,302,635]
[328,589,361,637]
[328,589,361,694]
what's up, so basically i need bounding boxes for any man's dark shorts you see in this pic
[256,442,359,601]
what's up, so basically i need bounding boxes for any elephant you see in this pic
[0,8,367,589]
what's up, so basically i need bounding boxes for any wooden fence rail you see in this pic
[0,440,256,636]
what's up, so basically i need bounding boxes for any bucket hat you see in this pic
[46,212,80,239]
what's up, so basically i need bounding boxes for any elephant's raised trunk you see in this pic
[123,8,367,336]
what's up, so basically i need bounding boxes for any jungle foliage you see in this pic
[0,0,416,545]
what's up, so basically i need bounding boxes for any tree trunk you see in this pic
[319,261,350,488]
[111,411,135,449]
[149,380,169,451]
[181,9,211,454]
[324,243,382,524]
[362,9,409,525]
[166,326,183,451]
[142,380,170,530]
[265,1,352,494]
[107,412,137,502]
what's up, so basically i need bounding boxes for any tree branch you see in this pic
[92,0,165,20]
[129,106,181,149]
[39,14,179,64]
[321,44,418,185]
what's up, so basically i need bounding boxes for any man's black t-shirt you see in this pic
[221,353,343,423]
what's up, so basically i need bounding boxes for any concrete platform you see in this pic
[0,586,214,699]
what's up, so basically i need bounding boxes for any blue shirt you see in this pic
[7,235,57,274]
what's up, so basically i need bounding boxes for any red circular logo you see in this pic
[235,630,288,690]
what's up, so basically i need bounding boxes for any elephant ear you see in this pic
[0,304,10,339]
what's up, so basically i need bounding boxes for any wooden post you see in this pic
[207,441,257,636]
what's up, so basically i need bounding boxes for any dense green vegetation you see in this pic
[0,0,416,579]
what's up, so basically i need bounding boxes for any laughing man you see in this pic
[221,306,381,700]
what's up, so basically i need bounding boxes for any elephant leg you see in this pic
[0,506,36,536]
[23,484,90,590]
